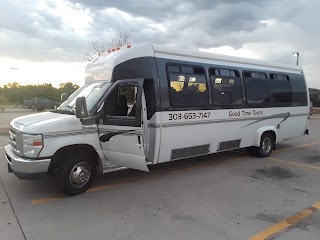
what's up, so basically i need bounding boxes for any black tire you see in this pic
[55,154,97,196]
[257,132,274,158]
[246,133,275,157]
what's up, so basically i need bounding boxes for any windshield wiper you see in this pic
[65,105,76,113]
[50,109,75,115]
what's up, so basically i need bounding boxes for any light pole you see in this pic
[10,67,19,107]
[293,52,299,66]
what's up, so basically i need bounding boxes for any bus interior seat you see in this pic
[117,95,129,116]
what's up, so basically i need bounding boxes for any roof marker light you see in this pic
[108,50,111,53]
[112,48,116,51]
[127,44,131,48]
[117,47,120,50]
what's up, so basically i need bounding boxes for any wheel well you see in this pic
[48,144,100,174]
[262,130,276,144]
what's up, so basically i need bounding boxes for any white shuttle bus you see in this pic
[5,43,309,195]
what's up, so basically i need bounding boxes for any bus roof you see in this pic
[152,44,302,72]
[85,43,302,82]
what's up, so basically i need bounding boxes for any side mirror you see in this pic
[61,93,68,103]
[75,97,88,119]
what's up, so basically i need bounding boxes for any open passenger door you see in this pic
[98,79,149,172]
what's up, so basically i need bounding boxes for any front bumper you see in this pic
[5,145,51,179]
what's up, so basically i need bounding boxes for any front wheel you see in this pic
[55,154,97,195]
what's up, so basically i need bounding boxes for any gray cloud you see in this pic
[0,0,320,88]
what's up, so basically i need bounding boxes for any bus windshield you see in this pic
[57,82,113,114]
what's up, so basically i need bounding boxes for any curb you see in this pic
[310,116,320,119]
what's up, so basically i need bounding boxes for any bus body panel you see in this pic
[156,106,308,163]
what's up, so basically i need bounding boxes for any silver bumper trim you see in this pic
[5,145,51,174]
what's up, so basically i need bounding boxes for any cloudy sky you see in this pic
[0,0,319,88]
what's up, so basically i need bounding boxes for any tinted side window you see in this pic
[104,85,137,117]
[244,71,270,105]
[270,74,292,105]
[167,65,208,107]
[290,74,307,106]
[209,68,242,106]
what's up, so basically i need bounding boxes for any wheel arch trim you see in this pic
[49,144,103,174]
[253,127,277,147]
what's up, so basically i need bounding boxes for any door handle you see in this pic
[137,135,141,145]
[100,130,135,142]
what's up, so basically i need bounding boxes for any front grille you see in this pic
[9,128,22,155]
[9,129,17,148]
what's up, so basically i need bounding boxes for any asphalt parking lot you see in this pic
[1,116,320,240]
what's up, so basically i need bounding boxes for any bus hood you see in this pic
[10,112,83,134]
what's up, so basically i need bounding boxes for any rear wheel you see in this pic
[246,132,274,158]
[55,154,97,195]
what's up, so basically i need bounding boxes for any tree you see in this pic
[59,82,80,91]
[3,82,20,105]
[309,88,320,107]
[81,28,133,62]
[58,82,80,100]
[0,82,80,105]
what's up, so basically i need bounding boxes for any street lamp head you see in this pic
[292,52,300,66]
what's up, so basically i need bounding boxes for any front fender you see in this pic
[40,131,106,168]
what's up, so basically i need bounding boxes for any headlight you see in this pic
[22,134,43,158]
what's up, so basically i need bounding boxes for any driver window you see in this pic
[104,85,137,118]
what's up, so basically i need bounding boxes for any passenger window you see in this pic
[290,75,307,106]
[244,71,267,80]
[167,64,208,107]
[252,73,260,79]
[210,68,243,106]
[259,73,267,79]
[167,65,180,72]
[276,75,284,80]
[181,66,193,74]
[244,72,251,78]
[244,71,270,105]
[230,71,236,77]
[220,69,231,76]
[270,74,292,105]
[212,69,220,75]
[104,85,137,117]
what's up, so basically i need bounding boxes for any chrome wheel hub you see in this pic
[69,162,91,188]
[262,138,272,153]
